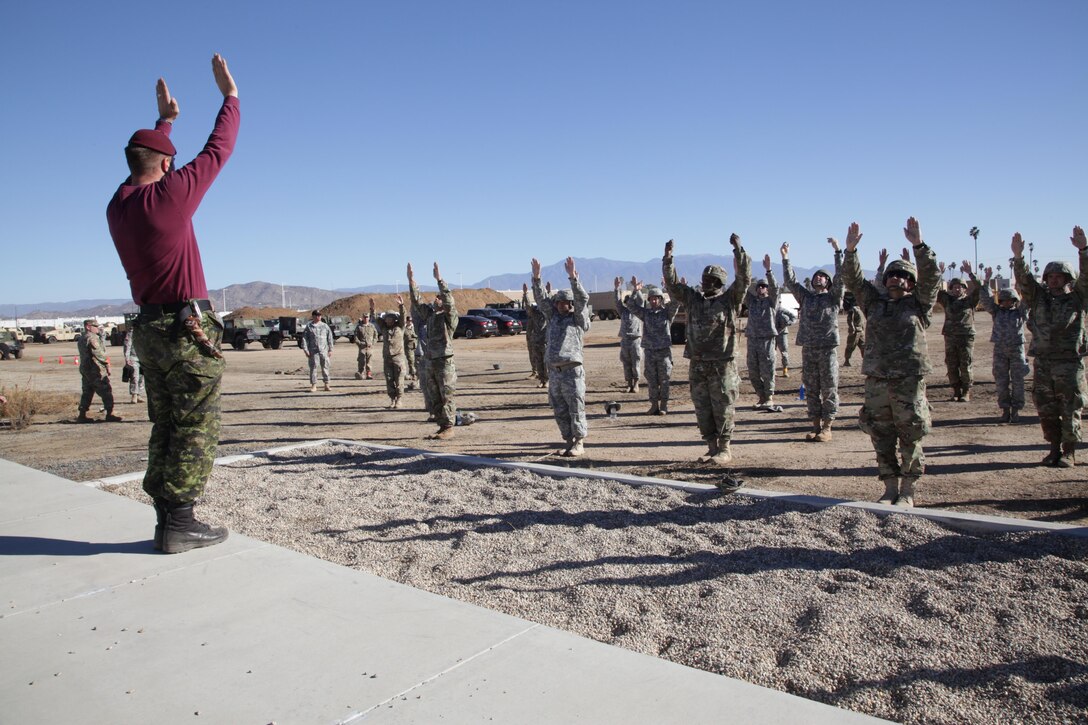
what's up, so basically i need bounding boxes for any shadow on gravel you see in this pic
[0,536,151,556]
[938,496,1088,523]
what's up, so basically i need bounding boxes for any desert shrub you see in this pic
[0,381,75,430]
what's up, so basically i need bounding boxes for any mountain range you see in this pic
[1,255,866,319]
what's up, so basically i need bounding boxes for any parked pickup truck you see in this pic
[222,318,290,350]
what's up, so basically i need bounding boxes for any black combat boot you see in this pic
[163,502,228,554]
[153,497,169,551]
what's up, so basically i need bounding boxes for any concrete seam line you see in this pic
[340,623,541,723]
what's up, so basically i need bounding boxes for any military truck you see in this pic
[222,318,291,350]
[31,324,79,344]
[587,291,619,321]
[327,315,355,341]
[0,330,24,360]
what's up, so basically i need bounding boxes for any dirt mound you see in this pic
[320,289,515,319]
[222,306,301,321]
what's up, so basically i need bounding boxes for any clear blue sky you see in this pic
[2,0,1084,303]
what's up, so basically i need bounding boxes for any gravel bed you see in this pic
[108,442,1088,724]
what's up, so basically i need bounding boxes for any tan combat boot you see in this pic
[130,394,138,404]
[323,382,331,391]
[710,439,733,466]
[309,384,317,393]
[782,366,790,378]
[564,438,585,457]
[895,477,917,508]
[961,388,971,402]
[878,478,898,505]
[813,419,833,442]
[804,418,821,442]
[432,426,454,440]
[698,438,718,463]
[1057,442,1077,468]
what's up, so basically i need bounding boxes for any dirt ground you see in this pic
[2,313,1086,526]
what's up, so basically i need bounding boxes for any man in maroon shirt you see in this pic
[107,54,239,554]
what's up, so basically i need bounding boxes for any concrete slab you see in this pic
[1,457,888,724]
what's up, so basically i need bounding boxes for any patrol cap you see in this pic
[1043,261,1074,281]
[127,129,176,156]
[311,309,322,317]
[83,319,97,327]
[554,289,575,302]
[883,259,917,284]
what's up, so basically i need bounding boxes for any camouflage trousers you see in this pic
[619,338,643,386]
[548,363,587,441]
[405,349,417,378]
[132,310,225,504]
[802,345,839,420]
[529,339,548,382]
[644,347,673,407]
[422,355,457,428]
[844,331,864,364]
[775,331,790,369]
[858,375,931,481]
[128,360,145,396]
[1033,357,1087,444]
[944,334,974,392]
[418,354,434,411]
[383,353,406,400]
[994,343,1028,411]
[308,351,331,384]
[79,369,114,414]
[689,358,740,442]
[746,337,776,401]
[356,349,373,375]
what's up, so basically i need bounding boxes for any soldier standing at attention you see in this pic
[523,282,549,388]
[842,218,941,507]
[744,256,780,409]
[625,280,681,415]
[77,320,121,423]
[533,256,591,456]
[774,305,797,377]
[664,234,751,465]
[107,54,238,553]
[936,263,982,402]
[302,310,334,392]
[122,326,145,404]
[782,237,845,442]
[843,295,864,367]
[1013,227,1088,467]
[404,316,418,382]
[373,297,407,408]
[409,262,459,439]
[353,313,377,380]
[614,276,644,393]
[980,266,1029,424]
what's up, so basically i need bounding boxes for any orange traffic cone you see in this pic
[38,355,44,363]
[58,357,64,364]
[72,356,78,365]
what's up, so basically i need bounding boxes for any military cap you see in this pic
[883,259,917,284]
[311,310,322,317]
[127,129,177,156]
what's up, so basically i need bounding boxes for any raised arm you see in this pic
[830,238,846,304]
[979,267,997,313]
[763,254,780,306]
[907,217,941,312]
[531,258,553,319]
[662,239,693,306]
[842,221,877,308]
[434,263,457,328]
[728,234,752,308]
[624,278,648,320]
[570,262,591,330]
[779,242,807,304]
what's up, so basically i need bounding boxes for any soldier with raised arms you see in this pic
[409,262,459,439]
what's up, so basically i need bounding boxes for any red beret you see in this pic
[127,129,176,156]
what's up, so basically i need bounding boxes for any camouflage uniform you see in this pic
[301,319,334,385]
[78,329,115,415]
[937,276,981,398]
[616,287,644,390]
[534,275,591,446]
[843,305,864,366]
[774,306,797,373]
[843,243,940,499]
[133,309,225,502]
[123,328,145,398]
[410,279,459,430]
[625,289,681,413]
[354,319,378,377]
[404,320,418,380]
[744,274,780,404]
[413,315,435,414]
[980,285,1029,415]
[783,251,845,427]
[380,304,407,403]
[1014,253,1088,461]
[664,243,751,457]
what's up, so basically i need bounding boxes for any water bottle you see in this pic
[798,383,806,401]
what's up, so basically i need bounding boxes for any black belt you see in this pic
[139,299,213,319]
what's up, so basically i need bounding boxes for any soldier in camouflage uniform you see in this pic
[843,217,941,507]
[774,305,797,377]
[413,314,436,418]
[980,266,1029,423]
[936,263,981,401]
[625,279,681,415]
[782,237,845,442]
[409,262,459,439]
[77,320,121,423]
[533,256,591,456]
[614,276,644,393]
[301,310,334,392]
[353,314,378,380]
[843,296,864,366]
[373,297,407,408]
[1013,227,1088,467]
[523,283,549,388]
[744,256,780,409]
[664,234,751,465]
[404,316,418,382]
[123,327,145,404]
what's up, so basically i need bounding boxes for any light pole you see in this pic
[1028,242,1034,271]
[969,226,980,273]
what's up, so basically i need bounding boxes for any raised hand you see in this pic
[878,248,888,267]
[780,242,790,259]
[845,222,862,252]
[614,276,622,290]
[763,254,772,271]
[984,266,993,283]
[406,263,414,283]
[522,282,528,293]
[939,261,946,274]
[156,77,179,122]
[828,236,841,252]
[961,260,971,274]
[211,53,238,98]
[903,217,922,247]
[565,256,577,278]
[729,233,740,248]
[901,247,911,261]
[531,258,541,278]
[395,294,403,305]
[664,239,674,258]
[630,275,637,287]
[1011,232,1025,257]
[432,262,441,281]
[1072,226,1087,250]
[632,278,643,292]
